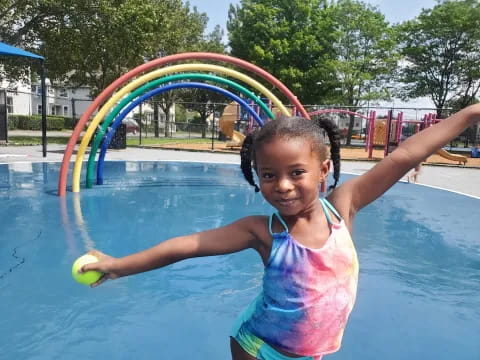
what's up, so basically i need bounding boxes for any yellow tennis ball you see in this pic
[72,254,103,285]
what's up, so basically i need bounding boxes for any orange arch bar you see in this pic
[58,52,309,196]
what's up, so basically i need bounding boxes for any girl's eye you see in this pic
[292,169,305,176]
[262,173,274,179]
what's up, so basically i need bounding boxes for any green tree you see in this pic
[172,24,227,138]
[0,1,51,46]
[0,0,210,96]
[397,0,480,117]
[41,0,211,96]
[227,0,338,104]
[42,0,160,96]
[151,23,226,137]
[0,0,59,81]
[332,0,398,145]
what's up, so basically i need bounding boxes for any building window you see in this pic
[37,104,42,115]
[50,105,62,115]
[31,85,42,96]
[59,88,68,98]
[63,106,69,116]
[6,96,13,114]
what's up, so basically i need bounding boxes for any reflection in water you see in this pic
[59,195,77,256]
[72,193,95,250]
[357,192,480,305]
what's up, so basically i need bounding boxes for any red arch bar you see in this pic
[58,52,308,196]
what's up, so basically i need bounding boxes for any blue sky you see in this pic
[189,0,438,34]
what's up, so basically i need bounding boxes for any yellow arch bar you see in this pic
[72,63,290,192]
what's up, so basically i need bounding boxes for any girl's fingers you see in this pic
[80,262,98,273]
[90,273,110,288]
[81,250,113,272]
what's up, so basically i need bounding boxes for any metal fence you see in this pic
[3,92,479,151]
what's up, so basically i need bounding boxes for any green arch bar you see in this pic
[86,73,275,188]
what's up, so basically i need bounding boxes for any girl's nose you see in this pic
[275,177,293,192]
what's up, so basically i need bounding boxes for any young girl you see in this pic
[80,104,480,360]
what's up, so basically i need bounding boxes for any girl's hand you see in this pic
[466,103,480,125]
[80,250,121,287]
[337,103,480,216]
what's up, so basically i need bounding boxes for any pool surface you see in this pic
[1,161,479,359]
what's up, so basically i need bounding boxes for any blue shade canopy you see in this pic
[0,41,44,60]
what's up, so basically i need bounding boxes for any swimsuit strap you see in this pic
[269,213,289,235]
[269,198,341,234]
[319,197,342,225]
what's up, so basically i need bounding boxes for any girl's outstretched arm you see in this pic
[338,104,480,215]
[80,216,263,287]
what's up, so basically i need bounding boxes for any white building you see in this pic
[2,76,175,131]
[1,76,93,118]
[29,83,92,118]
[1,79,33,116]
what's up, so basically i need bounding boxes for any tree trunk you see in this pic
[345,113,355,146]
[153,103,159,138]
[437,108,444,118]
[164,110,170,137]
[159,103,172,138]
[201,113,207,138]
[201,104,208,138]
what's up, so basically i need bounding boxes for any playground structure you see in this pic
[57,52,308,196]
[218,99,283,148]
[57,52,470,196]
[367,111,467,164]
[310,109,467,165]
[218,102,245,148]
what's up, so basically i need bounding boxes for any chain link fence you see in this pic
[3,88,479,151]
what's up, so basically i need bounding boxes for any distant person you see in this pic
[79,105,480,360]
[408,161,424,183]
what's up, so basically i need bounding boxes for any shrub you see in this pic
[7,114,68,131]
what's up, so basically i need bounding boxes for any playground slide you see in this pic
[229,130,245,147]
[435,148,467,165]
[219,102,245,148]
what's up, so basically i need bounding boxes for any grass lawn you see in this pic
[7,135,223,147]
[127,137,219,146]
[8,136,71,145]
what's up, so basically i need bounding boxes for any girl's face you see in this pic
[255,136,329,217]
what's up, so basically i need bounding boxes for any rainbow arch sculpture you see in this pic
[86,72,276,188]
[58,52,309,196]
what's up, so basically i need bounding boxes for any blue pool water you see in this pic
[0,161,479,360]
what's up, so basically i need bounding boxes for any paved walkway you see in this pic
[0,144,479,198]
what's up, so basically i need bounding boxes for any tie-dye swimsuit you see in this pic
[231,198,359,360]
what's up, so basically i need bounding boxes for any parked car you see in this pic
[122,118,140,134]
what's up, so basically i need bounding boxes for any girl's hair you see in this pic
[240,116,341,192]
